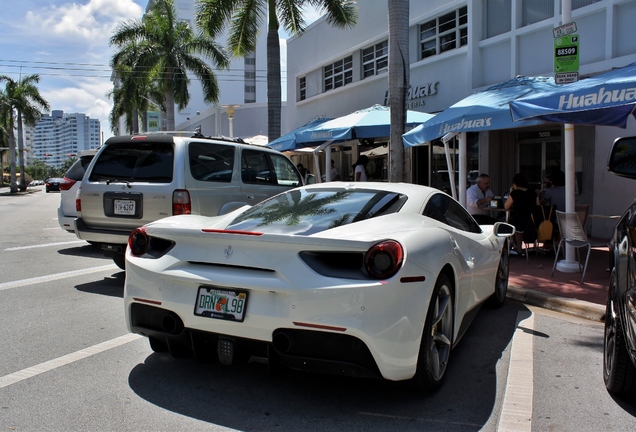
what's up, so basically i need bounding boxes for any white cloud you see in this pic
[23,0,143,45]
[8,1,145,140]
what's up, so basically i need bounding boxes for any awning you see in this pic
[402,76,559,147]
[509,62,636,127]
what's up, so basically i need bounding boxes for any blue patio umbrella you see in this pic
[402,76,560,147]
[266,117,333,151]
[295,104,435,145]
[509,62,636,127]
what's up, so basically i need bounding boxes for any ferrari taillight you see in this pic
[364,240,404,279]
[128,227,149,256]
[173,189,191,215]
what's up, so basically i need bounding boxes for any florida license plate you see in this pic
[114,199,135,215]
[194,286,248,322]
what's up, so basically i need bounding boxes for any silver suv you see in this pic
[74,132,303,268]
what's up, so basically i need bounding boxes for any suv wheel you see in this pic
[113,252,126,270]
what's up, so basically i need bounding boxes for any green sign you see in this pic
[554,34,579,73]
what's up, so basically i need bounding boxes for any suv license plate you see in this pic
[194,286,248,322]
[114,199,135,215]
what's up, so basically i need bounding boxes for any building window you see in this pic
[324,56,353,92]
[572,0,601,9]
[245,85,256,93]
[484,0,511,38]
[522,0,554,27]
[245,71,256,79]
[362,40,388,78]
[419,6,468,60]
[299,76,306,101]
[245,57,256,65]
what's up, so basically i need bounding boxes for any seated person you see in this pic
[466,173,494,215]
[505,173,539,255]
[540,169,565,211]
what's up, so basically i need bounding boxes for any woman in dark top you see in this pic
[504,173,539,255]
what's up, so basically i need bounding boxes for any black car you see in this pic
[45,177,63,193]
[603,136,636,396]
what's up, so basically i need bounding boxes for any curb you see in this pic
[508,285,606,322]
[0,189,40,196]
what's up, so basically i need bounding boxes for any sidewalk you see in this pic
[507,242,609,322]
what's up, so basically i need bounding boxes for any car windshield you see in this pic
[226,187,408,235]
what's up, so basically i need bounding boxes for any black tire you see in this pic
[149,336,169,353]
[487,240,510,308]
[411,274,454,393]
[113,252,126,270]
[603,270,636,395]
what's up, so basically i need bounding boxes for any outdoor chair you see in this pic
[551,210,603,284]
[575,203,590,230]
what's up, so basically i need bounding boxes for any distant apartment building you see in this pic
[31,110,101,169]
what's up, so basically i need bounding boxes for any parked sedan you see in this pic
[604,136,636,396]
[124,182,514,392]
[45,178,63,193]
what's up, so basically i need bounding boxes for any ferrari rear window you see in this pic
[226,188,407,235]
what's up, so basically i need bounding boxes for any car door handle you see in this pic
[246,195,255,200]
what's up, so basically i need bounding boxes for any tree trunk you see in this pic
[267,2,281,141]
[17,112,26,191]
[8,111,17,193]
[164,66,176,131]
[388,0,410,183]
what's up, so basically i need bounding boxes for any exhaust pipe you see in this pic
[161,313,183,335]
[272,331,295,354]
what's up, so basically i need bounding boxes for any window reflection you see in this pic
[227,188,407,236]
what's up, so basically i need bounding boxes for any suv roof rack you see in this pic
[128,130,252,144]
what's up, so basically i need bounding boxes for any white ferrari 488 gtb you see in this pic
[124,182,514,392]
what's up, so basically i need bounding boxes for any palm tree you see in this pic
[108,64,164,134]
[388,0,409,182]
[109,0,230,132]
[0,74,50,193]
[0,90,8,187]
[195,0,357,141]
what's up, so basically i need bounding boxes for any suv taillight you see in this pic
[59,177,77,191]
[76,187,82,212]
[173,189,191,215]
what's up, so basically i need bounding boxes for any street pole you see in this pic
[556,0,580,273]
[222,105,240,138]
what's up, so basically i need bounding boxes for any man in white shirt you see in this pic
[466,173,494,215]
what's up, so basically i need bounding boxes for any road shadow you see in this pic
[609,392,636,414]
[127,302,525,431]
[57,244,107,259]
[75,271,125,298]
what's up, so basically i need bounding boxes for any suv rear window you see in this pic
[89,142,174,183]
[65,155,94,181]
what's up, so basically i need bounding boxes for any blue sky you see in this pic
[0,0,321,141]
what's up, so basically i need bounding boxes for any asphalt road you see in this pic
[0,187,634,431]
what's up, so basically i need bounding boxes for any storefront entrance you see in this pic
[517,130,562,192]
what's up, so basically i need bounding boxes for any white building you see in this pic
[32,110,101,169]
[284,0,636,239]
